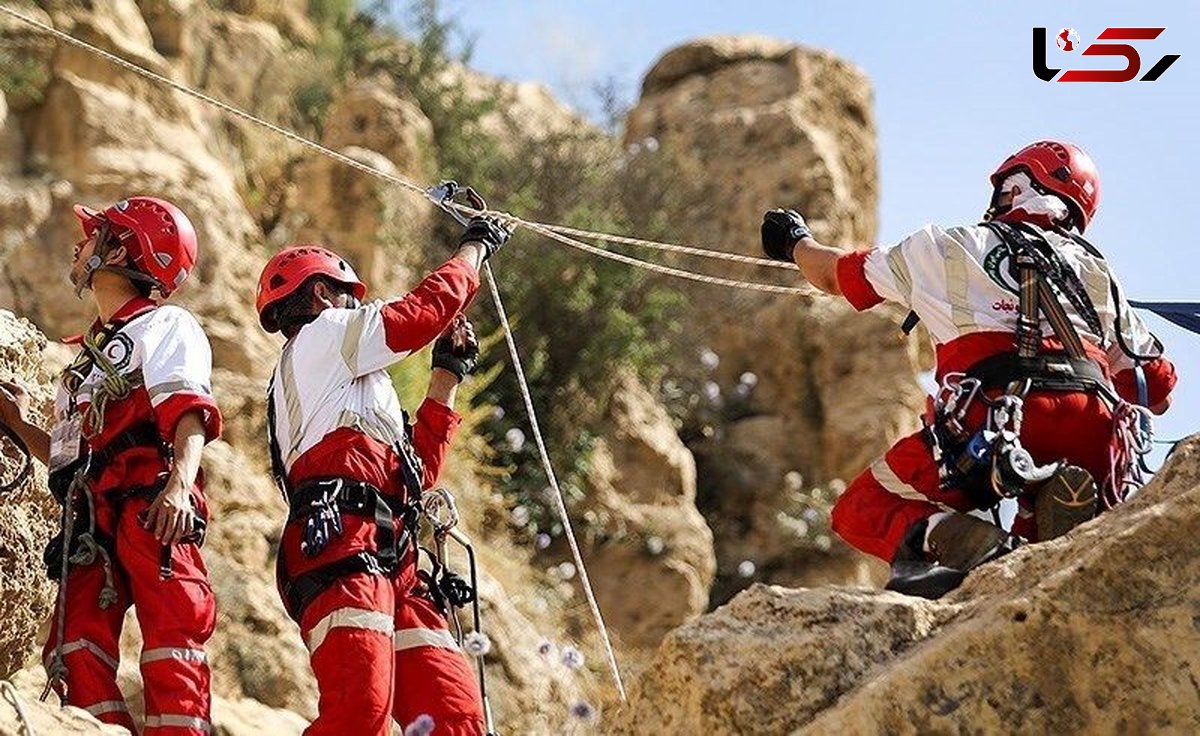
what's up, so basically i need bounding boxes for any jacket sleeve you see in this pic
[139,307,222,443]
[1113,356,1177,408]
[410,397,463,489]
[835,225,947,312]
[323,257,481,379]
[1102,270,1177,407]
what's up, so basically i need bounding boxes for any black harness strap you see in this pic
[974,221,1112,394]
[277,550,393,620]
[0,423,32,496]
[265,377,289,499]
[85,422,168,480]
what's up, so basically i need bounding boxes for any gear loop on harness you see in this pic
[416,487,496,735]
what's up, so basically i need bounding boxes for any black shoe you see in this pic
[1034,464,1097,541]
[885,514,1016,600]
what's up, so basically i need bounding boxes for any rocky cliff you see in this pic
[626,36,923,604]
[613,438,1200,734]
[1,4,923,734]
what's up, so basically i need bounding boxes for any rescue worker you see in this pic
[0,197,221,733]
[255,215,510,735]
[761,140,1177,598]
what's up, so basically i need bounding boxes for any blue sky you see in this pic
[431,1,1200,448]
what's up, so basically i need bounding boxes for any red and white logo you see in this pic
[1056,28,1080,51]
[1034,27,1180,82]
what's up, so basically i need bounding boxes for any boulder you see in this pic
[221,0,315,46]
[322,83,435,178]
[135,0,197,57]
[0,91,22,175]
[0,668,128,735]
[613,437,1200,734]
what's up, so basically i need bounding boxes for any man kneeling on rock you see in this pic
[760,140,1176,599]
[0,197,221,733]
[255,216,510,735]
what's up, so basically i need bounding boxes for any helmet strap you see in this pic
[75,220,165,299]
[75,219,115,298]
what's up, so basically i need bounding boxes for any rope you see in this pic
[0,679,35,736]
[540,222,798,270]
[0,3,817,296]
[519,218,812,295]
[482,263,626,699]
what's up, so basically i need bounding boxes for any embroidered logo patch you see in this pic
[983,246,1021,296]
[101,333,135,372]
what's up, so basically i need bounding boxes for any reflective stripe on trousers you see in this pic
[306,606,394,653]
[46,639,120,671]
[145,713,213,733]
[393,627,461,652]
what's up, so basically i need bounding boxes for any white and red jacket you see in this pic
[836,223,1177,404]
[56,296,222,490]
[270,258,480,578]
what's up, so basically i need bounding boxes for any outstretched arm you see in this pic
[373,217,511,360]
[760,209,843,295]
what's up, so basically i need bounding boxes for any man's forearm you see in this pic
[453,242,486,272]
[169,411,207,487]
[792,237,844,296]
[425,368,460,409]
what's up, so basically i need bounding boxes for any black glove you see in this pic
[459,216,512,261]
[431,322,480,381]
[760,209,812,262]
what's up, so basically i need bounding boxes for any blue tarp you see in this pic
[1130,301,1200,335]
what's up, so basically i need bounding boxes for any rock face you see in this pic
[0,669,128,736]
[613,437,1200,734]
[626,36,923,602]
[582,375,716,650]
[0,312,57,678]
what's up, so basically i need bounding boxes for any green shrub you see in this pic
[0,48,49,106]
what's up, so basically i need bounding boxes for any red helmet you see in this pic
[990,140,1100,231]
[256,245,367,333]
[74,196,198,296]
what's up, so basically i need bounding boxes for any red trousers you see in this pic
[42,491,215,734]
[295,556,484,735]
[832,390,1117,562]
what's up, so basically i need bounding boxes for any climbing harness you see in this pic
[420,488,497,736]
[924,221,1158,525]
[267,377,429,619]
[429,182,628,698]
[1,679,35,736]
